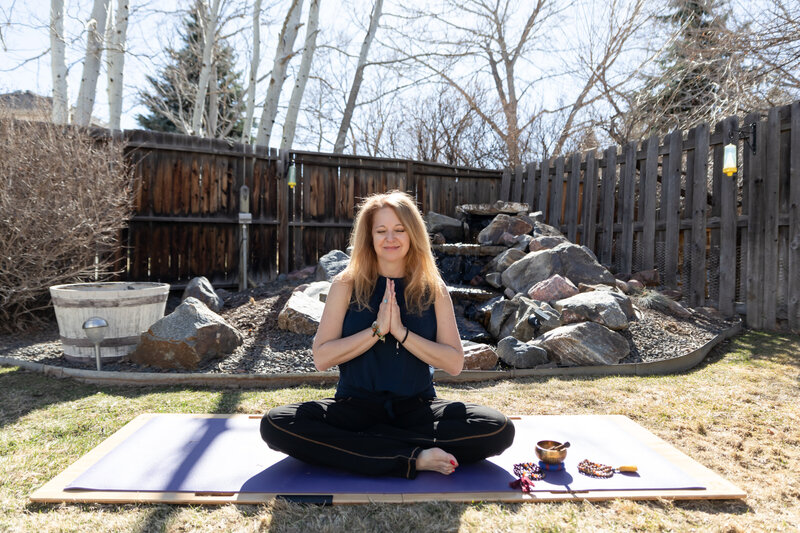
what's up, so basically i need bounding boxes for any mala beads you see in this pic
[577,459,614,478]
[509,462,545,492]
[513,462,545,480]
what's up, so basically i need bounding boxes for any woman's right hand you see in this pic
[375,279,392,337]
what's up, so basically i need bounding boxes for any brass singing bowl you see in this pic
[535,440,568,464]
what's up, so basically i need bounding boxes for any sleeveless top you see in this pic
[336,276,437,401]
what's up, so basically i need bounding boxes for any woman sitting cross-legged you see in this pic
[261,190,515,478]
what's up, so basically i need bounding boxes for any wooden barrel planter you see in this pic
[49,282,170,364]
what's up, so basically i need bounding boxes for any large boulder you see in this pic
[529,235,570,252]
[531,220,564,237]
[462,341,499,370]
[302,280,332,303]
[278,292,325,335]
[131,297,243,370]
[315,250,350,281]
[456,201,529,217]
[486,248,526,274]
[496,336,549,368]
[181,276,223,312]
[426,212,468,242]
[501,243,615,295]
[527,274,579,302]
[533,322,629,366]
[488,298,519,339]
[477,214,533,245]
[510,297,561,341]
[553,291,629,331]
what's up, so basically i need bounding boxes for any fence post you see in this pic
[718,117,738,317]
[664,130,682,289]
[790,102,800,333]
[690,123,709,307]
[277,148,289,275]
[620,141,637,276]
[599,147,617,268]
[763,108,780,329]
[642,135,659,271]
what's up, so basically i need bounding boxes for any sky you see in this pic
[0,0,376,136]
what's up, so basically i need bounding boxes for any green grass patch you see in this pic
[1,329,798,532]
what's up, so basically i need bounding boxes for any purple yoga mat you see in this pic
[66,414,704,494]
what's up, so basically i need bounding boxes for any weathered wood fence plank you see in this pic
[790,103,800,332]
[718,117,738,317]
[664,130,682,288]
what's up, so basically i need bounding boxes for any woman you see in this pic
[261,191,514,478]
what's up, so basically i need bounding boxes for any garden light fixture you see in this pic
[83,316,108,371]
[723,122,757,177]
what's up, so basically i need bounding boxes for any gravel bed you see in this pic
[0,277,739,375]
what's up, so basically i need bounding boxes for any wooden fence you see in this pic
[121,101,800,333]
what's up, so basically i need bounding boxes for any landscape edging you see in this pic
[0,322,741,388]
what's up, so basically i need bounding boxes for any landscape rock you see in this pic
[456,315,492,343]
[277,291,325,335]
[488,298,520,339]
[287,265,316,280]
[631,269,660,286]
[531,220,564,237]
[181,276,223,312]
[627,279,644,292]
[456,201,529,217]
[426,212,467,242]
[554,291,629,330]
[527,274,579,302]
[302,280,332,303]
[462,341,499,370]
[477,214,533,245]
[431,233,446,245]
[512,234,533,251]
[131,297,244,370]
[615,279,630,294]
[474,296,503,327]
[529,235,570,252]
[487,248,526,273]
[496,336,549,368]
[315,250,350,281]
[661,289,683,301]
[504,287,517,299]
[533,322,629,366]
[485,272,502,288]
[508,296,561,341]
[501,243,615,295]
[641,292,692,318]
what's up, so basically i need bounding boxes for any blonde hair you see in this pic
[340,190,442,314]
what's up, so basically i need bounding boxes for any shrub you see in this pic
[0,114,133,332]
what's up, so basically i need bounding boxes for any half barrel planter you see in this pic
[49,282,170,364]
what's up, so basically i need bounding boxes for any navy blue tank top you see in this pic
[336,276,437,400]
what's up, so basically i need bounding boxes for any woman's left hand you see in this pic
[388,279,405,337]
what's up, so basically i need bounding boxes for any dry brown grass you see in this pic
[1,329,798,532]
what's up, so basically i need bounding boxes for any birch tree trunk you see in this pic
[191,0,221,136]
[207,62,219,136]
[280,0,320,150]
[50,0,69,124]
[254,0,303,147]
[74,0,110,126]
[333,0,383,154]
[106,0,129,130]
[242,0,262,143]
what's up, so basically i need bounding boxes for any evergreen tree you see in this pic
[137,1,245,138]
[636,0,733,134]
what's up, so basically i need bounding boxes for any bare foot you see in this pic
[416,448,458,475]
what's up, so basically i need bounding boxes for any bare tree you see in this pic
[281,0,320,150]
[332,0,383,153]
[242,0,262,143]
[74,0,110,126]
[191,0,221,136]
[50,0,69,124]
[106,0,129,130]
[255,0,303,147]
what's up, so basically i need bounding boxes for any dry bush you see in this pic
[0,113,133,332]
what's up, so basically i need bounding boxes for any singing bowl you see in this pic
[535,440,568,464]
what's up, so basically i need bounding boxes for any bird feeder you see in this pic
[287,163,297,189]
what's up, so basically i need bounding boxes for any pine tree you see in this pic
[136,1,245,138]
[636,0,733,134]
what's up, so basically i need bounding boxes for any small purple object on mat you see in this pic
[66,415,704,494]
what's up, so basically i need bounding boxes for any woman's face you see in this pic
[372,206,410,264]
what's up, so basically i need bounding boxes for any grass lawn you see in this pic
[1,330,798,533]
